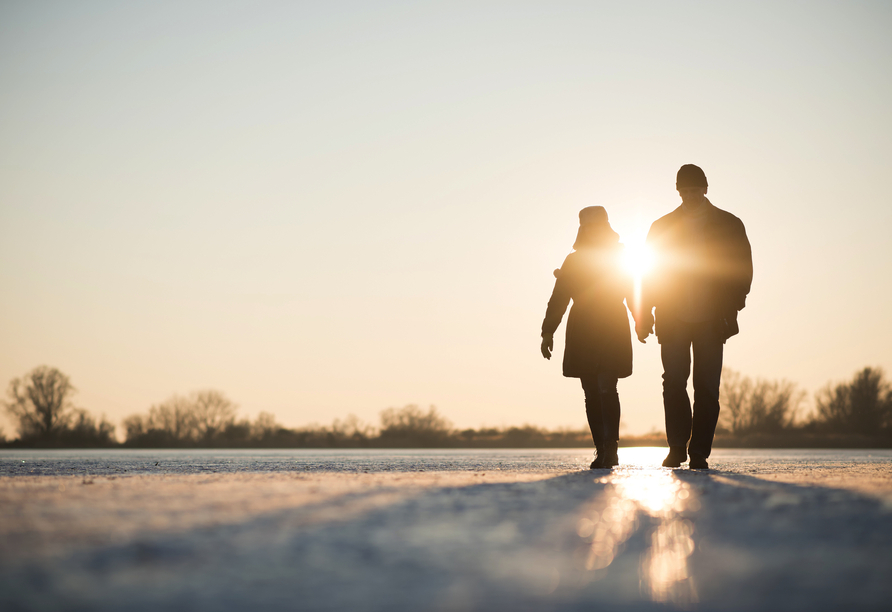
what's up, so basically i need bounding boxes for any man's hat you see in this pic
[676,164,708,189]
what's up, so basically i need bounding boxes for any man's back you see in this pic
[644,200,752,337]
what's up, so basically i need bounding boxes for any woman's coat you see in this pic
[542,241,634,379]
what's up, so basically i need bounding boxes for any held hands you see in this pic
[635,314,654,344]
[540,333,554,359]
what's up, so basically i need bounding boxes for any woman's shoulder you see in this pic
[553,251,580,281]
[559,251,579,268]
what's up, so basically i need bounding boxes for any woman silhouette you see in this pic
[541,206,636,469]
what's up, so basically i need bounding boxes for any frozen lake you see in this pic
[2,448,891,611]
[3,446,891,476]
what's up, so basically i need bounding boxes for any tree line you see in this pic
[2,365,892,448]
[714,366,892,447]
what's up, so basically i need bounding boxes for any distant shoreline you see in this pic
[3,432,890,450]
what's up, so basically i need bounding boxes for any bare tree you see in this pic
[122,413,149,441]
[746,379,803,433]
[4,366,76,438]
[332,414,375,440]
[191,390,237,440]
[146,395,199,442]
[379,404,452,443]
[123,389,238,445]
[720,369,804,435]
[815,367,892,435]
[67,408,116,444]
[250,411,281,439]
[720,369,753,434]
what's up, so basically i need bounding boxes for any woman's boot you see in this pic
[589,433,607,469]
[601,441,619,468]
[600,390,621,467]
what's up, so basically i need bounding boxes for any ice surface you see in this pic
[1,448,891,611]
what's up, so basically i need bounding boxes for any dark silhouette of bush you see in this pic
[501,426,548,446]
[813,367,892,436]
[56,409,116,447]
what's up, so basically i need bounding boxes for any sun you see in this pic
[622,241,655,280]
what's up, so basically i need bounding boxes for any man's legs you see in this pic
[661,324,694,454]
[689,322,724,459]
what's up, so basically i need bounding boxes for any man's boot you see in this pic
[662,446,687,468]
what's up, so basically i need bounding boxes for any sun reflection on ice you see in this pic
[577,448,700,606]
[615,470,699,605]
[578,493,637,571]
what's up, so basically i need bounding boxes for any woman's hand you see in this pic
[540,333,554,359]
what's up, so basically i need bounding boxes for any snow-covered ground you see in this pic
[2,448,891,611]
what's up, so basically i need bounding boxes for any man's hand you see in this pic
[540,334,554,359]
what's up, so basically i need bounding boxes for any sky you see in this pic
[1,1,891,438]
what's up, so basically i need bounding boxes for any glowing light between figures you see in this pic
[622,242,655,280]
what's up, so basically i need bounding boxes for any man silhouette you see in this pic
[637,164,752,469]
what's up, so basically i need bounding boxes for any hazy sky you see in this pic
[2,1,891,437]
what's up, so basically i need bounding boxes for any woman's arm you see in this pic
[541,257,573,358]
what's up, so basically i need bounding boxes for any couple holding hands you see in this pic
[541,164,753,470]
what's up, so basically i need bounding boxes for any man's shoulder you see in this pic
[708,204,746,230]
[648,206,683,235]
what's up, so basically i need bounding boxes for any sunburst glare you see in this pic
[621,241,655,281]
[621,241,654,316]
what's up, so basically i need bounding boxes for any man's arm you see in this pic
[729,217,753,311]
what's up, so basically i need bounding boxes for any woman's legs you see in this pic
[597,371,620,445]
[582,372,621,467]
[597,371,621,466]
[580,376,605,454]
